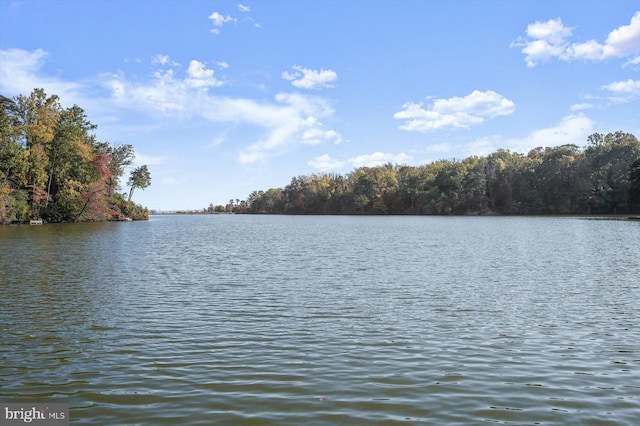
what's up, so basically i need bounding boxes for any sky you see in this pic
[1,0,639,211]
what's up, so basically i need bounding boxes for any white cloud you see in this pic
[186,60,222,88]
[424,114,596,161]
[308,154,345,171]
[602,78,640,97]
[132,151,167,167]
[504,114,595,154]
[108,69,186,112]
[603,11,640,57]
[570,102,594,112]
[103,59,229,114]
[0,48,82,101]
[453,114,595,158]
[526,17,573,44]
[282,65,337,89]
[152,54,180,67]
[623,55,640,68]
[518,39,567,67]
[301,128,344,145]
[566,39,604,61]
[513,12,640,66]
[238,3,250,12]
[104,69,340,162]
[235,93,340,163]
[208,11,236,34]
[394,90,515,132]
[0,47,340,164]
[308,152,412,171]
[152,54,170,65]
[461,136,504,158]
[349,152,412,168]
[209,137,224,147]
[310,115,594,174]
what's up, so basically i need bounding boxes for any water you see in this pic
[1,215,639,425]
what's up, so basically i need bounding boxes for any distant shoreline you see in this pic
[147,212,640,221]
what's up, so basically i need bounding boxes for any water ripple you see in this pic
[1,216,639,425]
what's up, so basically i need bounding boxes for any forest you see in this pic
[226,131,640,216]
[0,89,150,224]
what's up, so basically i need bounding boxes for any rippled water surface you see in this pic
[1,215,639,425]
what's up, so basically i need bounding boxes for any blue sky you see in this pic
[1,1,639,210]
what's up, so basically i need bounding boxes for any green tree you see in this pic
[0,95,19,144]
[349,168,379,213]
[629,158,640,213]
[397,166,426,213]
[585,132,640,213]
[127,165,151,202]
[536,145,583,214]
[47,105,96,197]
[431,160,466,214]
[1,89,150,223]
[232,130,639,217]
[460,156,488,213]
[106,143,134,195]
[284,176,307,213]
[14,89,62,213]
[247,190,265,213]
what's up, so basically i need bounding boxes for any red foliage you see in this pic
[80,181,111,220]
[93,154,112,181]
[25,184,48,204]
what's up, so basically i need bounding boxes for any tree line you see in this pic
[232,131,640,215]
[1,89,151,224]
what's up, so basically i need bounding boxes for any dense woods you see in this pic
[0,89,150,224]
[233,132,640,216]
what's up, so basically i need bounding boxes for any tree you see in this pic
[15,89,62,211]
[629,158,640,213]
[0,95,19,144]
[1,89,150,223]
[398,166,428,213]
[127,165,151,202]
[585,132,640,213]
[47,105,96,199]
[229,130,639,217]
[106,143,134,195]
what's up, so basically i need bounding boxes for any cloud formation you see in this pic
[108,57,227,112]
[185,60,223,88]
[107,70,343,162]
[208,11,237,35]
[602,78,640,99]
[475,114,595,156]
[513,12,640,66]
[394,90,515,132]
[116,60,342,162]
[0,48,82,99]
[282,65,338,89]
[308,154,345,171]
[308,152,412,172]
[236,92,343,163]
[209,6,260,34]
[1,48,342,165]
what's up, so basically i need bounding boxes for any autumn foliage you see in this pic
[241,132,640,216]
[0,89,149,224]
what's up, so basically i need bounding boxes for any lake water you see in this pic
[1,215,639,425]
